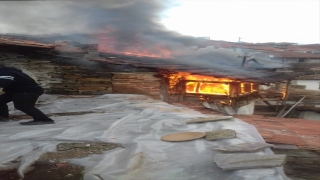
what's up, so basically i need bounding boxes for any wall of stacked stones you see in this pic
[0,52,162,99]
[112,72,162,99]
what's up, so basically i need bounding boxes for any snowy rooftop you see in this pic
[0,94,289,180]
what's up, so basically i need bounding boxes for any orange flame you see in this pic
[164,72,257,96]
[184,75,233,82]
[164,72,234,95]
[184,74,232,95]
[186,82,229,95]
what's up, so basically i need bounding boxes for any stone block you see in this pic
[205,129,236,141]
[214,153,287,170]
[213,142,274,152]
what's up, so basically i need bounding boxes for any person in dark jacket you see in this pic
[0,66,54,125]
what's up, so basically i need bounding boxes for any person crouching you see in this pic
[0,66,54,125]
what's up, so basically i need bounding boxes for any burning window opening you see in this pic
[186,82,229,95]
[240,83,258,95]
[159,71,261,108]
[162,72,258,95]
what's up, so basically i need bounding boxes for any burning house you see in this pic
[2,1,312,118]
[2,36,319,179]
[3,34,320,118]
[1,35,295,117]
[1,1,320,179]
[89,52,271,115]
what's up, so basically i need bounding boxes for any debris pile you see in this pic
[161,115,287,171]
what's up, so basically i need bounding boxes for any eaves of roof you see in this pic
[232,45,281,52]
[0,36,55,49]
[295,74,320,80]
[89,52,293,83]
[270,51,320,59]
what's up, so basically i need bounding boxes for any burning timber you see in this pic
[1,35,319,116]
[0,36,320,180]
[0,36,55,50]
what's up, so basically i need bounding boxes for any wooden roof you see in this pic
[0,36,55,49]
[295,74,320,80]
[89,52,294,83]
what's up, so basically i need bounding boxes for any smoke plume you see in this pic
[0,0,283,72]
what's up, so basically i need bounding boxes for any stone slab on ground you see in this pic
[213,142,274,152]
[161,132,206,142]
[186,116,233,124]
[214,153,287,171]
[205,129,236,141]
[272,144,299,150]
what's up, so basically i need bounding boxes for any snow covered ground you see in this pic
[0,94,289,180]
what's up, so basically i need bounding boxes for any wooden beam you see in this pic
[277,80,292,117]
[281,96,306,117]
[258,93,277,111]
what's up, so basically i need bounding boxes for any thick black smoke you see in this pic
[0,1,170,35]
[0,1,197,54]
[0,0,283,71]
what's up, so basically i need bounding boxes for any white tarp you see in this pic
[0,94,289,180]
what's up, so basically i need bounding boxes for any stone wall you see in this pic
[0,52,163,99]
[0,52,112,95]
[112,72,162,99]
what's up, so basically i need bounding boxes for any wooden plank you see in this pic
[258,93,277,111]
[277,80,291,117]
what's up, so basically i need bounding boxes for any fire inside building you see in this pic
[1,35,320,180]
[1,35,318,116]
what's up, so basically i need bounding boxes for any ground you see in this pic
[0,94,293,180]
[0,140,121,180]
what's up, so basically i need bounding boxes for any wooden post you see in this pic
[160,78,169,102]
[241,56,247,67]
[229,82,240,111]
[240,52,249,67]
[281,96,306,117]
[277,80,292,117]
[244,83,251,93]
[258,93,277,111]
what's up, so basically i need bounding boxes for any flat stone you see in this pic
[272,144,299,150]
[186,116,233,124]
[205,129,236,141]
[161,132,206,142]
[214,153,287,171]
[213,142,274,152]
[57,143,72,151]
